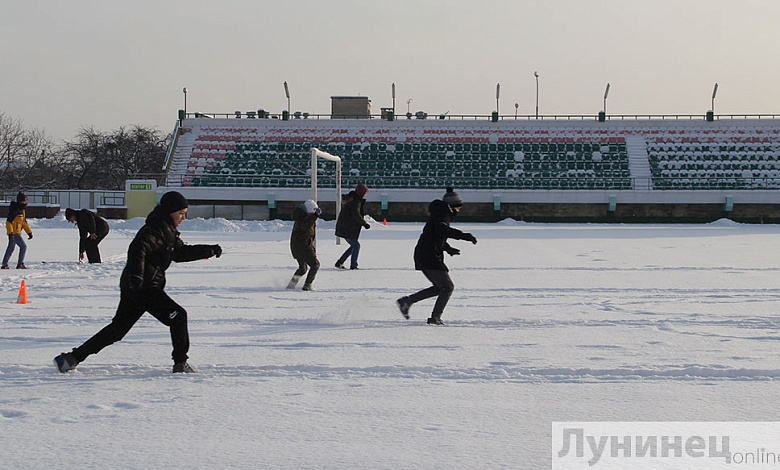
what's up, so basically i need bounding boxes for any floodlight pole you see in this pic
[284,81,290,114]
[711,82,718,114]
[534,71,539,119]
[496,83,500,115]
[603,83,610,115]
[182,87,187,116]
[392,82,396,116]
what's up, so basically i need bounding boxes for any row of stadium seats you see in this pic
[192,124,775,139]
[186,174,633,190]
[653,161,780,171]
[645,132,780,190]
[227,141,627,153]
[653,178,780,190]
[183,137,633,190]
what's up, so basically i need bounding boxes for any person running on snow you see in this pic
[287,199,321,291]
[2,192,33,269]
[396,187,477,325]
[65,208,110,263]
[334,183,370,270]
[54,191,222,374]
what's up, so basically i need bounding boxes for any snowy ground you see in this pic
[2,213,780,469]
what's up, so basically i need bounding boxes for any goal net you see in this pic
[310,147,343,244]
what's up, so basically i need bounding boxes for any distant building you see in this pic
[331,96,371,119]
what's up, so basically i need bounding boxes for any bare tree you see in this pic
[61,127,111,189]
[61,125,169,190]
[106,125,170,187]
[1,113,169,191]
[0,113,57,190]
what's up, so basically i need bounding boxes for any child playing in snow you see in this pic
[287,199,321,291]
[3,192,33,269]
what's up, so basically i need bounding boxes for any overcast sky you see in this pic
[2,0,779,142]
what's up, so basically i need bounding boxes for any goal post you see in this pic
[310,147,342,244]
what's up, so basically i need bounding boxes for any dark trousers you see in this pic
[72,289,189,364]
[84,232,107,263]
[291,252,320,287]
[405,269,455,319]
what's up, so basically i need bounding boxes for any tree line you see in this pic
[0,112,170,191]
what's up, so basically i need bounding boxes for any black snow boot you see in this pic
[54,352,79,373]
[396,298,410,319]
[172,362,197,373]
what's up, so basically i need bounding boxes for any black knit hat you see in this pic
[16,192,27,203]
[159,191,189,213]
[442,187,463,207]
[65,208,77,220]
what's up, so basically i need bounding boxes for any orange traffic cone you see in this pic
[383,218,387,226]
[17,280,28,304]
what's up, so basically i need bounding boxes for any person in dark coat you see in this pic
[54,191,223,374]
[396,187,477,325]
[287,199,321,291]
[65,208,110,263]
[2,192,33,269]
[334,183,370,270]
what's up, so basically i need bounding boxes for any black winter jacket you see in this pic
[74,209,110,252]
[335,191,367,240]
[290,204,318,259]
[120,206,215,293]
[6,201,25,224]
[413,199,473,272]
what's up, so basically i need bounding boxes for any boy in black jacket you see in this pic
[54,191,222,373]
[65,208,110,263]
[396,187,477,325]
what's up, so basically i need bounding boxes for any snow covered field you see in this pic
[3,213,780,469]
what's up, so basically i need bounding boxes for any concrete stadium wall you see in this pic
[177,187,780,223]
[0,204,60,219]
[188,197,780,224]
[187,204,269,220]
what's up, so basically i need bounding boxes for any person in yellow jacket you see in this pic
[3,192,33,269]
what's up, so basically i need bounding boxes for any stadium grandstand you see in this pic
[161,104,780,223]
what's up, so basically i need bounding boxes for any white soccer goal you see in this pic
[310,147,343,244]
